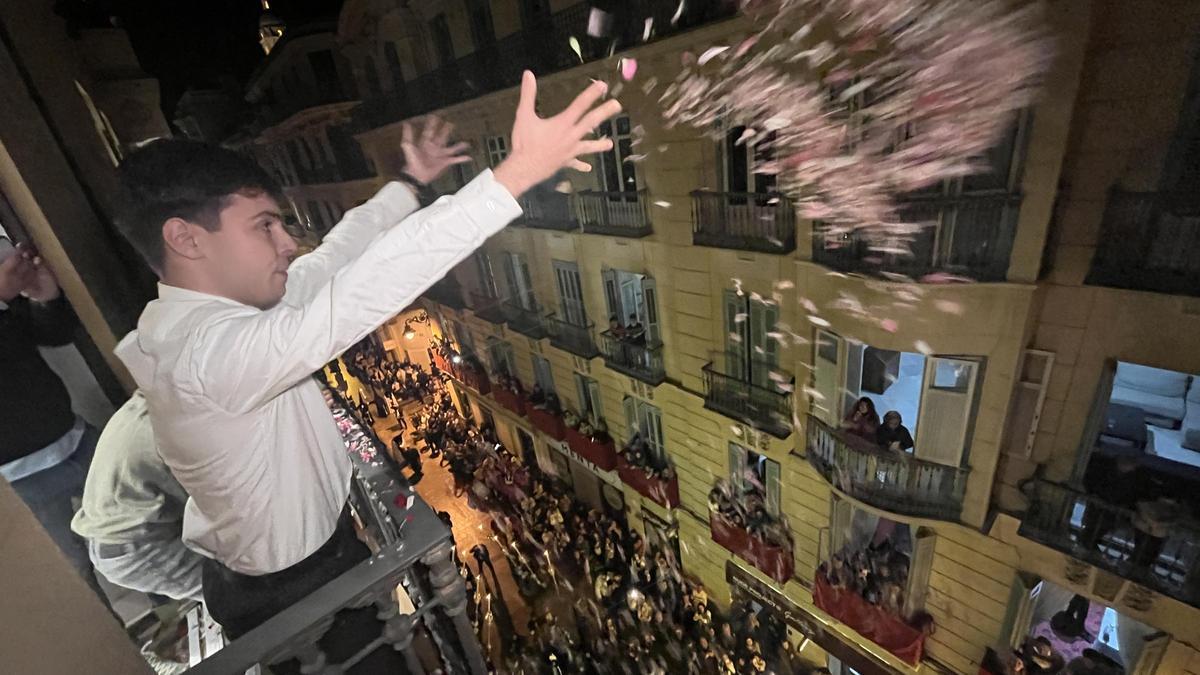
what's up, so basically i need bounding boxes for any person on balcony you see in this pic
[876,410,915,452]
[841,396,880,441]
[111,72,622,644]
[608,314,626,340]
[626,312,646,345]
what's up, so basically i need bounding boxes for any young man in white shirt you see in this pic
[110,72,619,642]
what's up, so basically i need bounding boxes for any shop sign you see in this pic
[556,441,621,488]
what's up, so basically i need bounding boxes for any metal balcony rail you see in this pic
[691,190,797,254]
[469,291,507,324]
[701,353,793,438]
[517,191,578,231]
[576,190,653,237]
[502,301,548,340]
[424,278,466,311]
[805,414,968,521]
[1085,189,1200,297]
[189,386,486,674]
[1020,478,1200,609]
[599,330,665,385]
[812,192,1022,281]
[547,314,599,359]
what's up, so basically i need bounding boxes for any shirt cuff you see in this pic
[450,169,524,233]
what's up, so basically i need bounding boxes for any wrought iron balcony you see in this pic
[812,192,1021,282]
[805,414,968,521]
[469,291,506,324]
[517,191,578,231]
[599,330,664,385]
[691,190,797,254]
[1085,189,1200,297]
[502,301,548,340]
[189,386,487,674]
[576,190,653,237]
[547,314,599,359]
[701,353,793,438]
[423,277,466,311]
[1020,479,1200,609]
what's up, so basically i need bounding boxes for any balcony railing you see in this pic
[503,301,548,340]
[188,386,487,674]
[1020,479,1200,608]
[547,315,599,359]
[805,415,968,521]
[692,190,797,254]
[599,330,665,385]
[1086,189,1200,297]
[812,192,1021,282]
[517,191,578,231]
[576,190,653,237]
[701,353,793,438]
[469,291,507,324]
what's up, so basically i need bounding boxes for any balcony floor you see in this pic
[703,397,792,439]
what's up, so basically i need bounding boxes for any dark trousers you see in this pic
[202,505,405,672]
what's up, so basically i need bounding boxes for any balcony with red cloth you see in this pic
[616,455,679,508]
[490,377,526,417]
[526,400,566,440]
[812,571,932,666]
[709,512,794,584]
[431,350,454,375]
[454,359,491,395]
[564,425,617,470]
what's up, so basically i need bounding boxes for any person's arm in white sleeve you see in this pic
[187,171,520,413]
[279,182,419,306]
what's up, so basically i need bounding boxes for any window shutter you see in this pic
[724,290,747,379]
[1131,633,1170,675]
[1002,350,1054,458]
[623,396,638,443]
[641,276,661,346]
[812,329,843,426]
[574,373,588,417]
[588,378,604,424]
[914,357,981,466]
[765,458,781,517]
[647,405,665,463]
[602,268,619,323]
[502,253,519,302]
[998,572,1042,650]
[842,340,865,421]
[829,496,852,555]
[728,442,747,492]
[902,527,937,620]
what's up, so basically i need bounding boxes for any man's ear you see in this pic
[162,217,205,261]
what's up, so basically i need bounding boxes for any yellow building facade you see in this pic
[243,1,1200,673]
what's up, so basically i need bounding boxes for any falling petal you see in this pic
[914,340,933,355]
[653,200,671,208]
[569,36,583,62]
[734,312,748,324]
[643,18,654,41]
[880,318,898,332]
[934,299,964,315]
[808,315,831,327]
[774,280,795,290]
[621,57,638,81]
[671,0,686,25]
[698,46,729,66]
[555,181,573,193]
[803,386,825,401]
[587,8,612,37]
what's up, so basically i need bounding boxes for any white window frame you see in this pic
[485,135,509,168]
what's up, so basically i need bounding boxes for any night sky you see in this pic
[54,0,344,119]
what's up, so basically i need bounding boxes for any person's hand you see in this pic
[0,249,36,302]
[493,71,622,198]
[400,116,471,185]
[18,244,61,302]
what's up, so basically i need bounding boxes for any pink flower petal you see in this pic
[621,58,638,81]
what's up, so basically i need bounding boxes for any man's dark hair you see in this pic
[115,138,284,273]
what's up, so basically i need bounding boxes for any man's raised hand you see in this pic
[401,116,472,185]
[493,71,622,198]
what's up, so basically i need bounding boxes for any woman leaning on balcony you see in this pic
[842,396,881,441]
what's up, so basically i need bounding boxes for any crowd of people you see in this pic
[366,358,823,674]
[818,539,911,618]
[618,429,676,482]
[708,478,795,553]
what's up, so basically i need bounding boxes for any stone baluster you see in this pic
[377,593,426,674]
[424,543,488,675]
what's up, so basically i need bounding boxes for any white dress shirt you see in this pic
[114,171,521,575]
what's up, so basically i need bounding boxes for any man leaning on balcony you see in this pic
[110,70,621,650]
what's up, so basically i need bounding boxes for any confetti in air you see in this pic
[672,0,686,25]
[643,18,654,41]
[660,0,1054,270]
[587,8,612,37]
[914,340,934,355]
[568,36,584,62]
[621,57,638,81]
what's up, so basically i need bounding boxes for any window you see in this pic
[382,42,406,93]
[502,252,536,309]
[465,0,496,49]
[597,116,637,196]
[602,269,660,345]
[574,374,604,425]
[307,50,344,99]
[717,120,777,195]
[624,397,665,465]
[553,260,587,326]
[531,353,555,394]
[474,250,500,298]
[723,289,780,388]
[932,359,973,391]
[362,55,382,96]
[485,135,509,167]
[728,442,781,517]
[429,14,455,66]
[452,160,476,190]
[487,339,516,378]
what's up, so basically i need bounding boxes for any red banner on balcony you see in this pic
[616,456,680,508]
[432,352,454,374]
[564,427,617,471]
[811,574,930,666]
[492,388,526,416]
[527,404,566,440]
[457,366,491,395]
[710,513,795,584]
